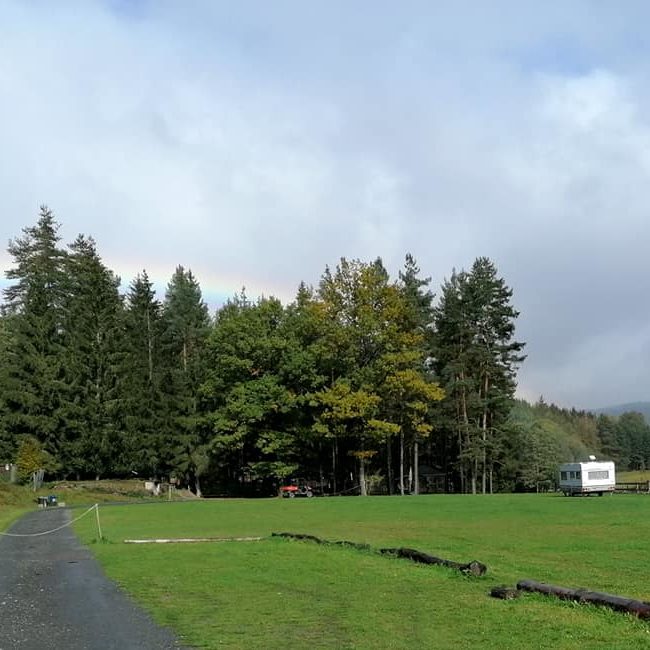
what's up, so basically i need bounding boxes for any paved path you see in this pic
[0,508,187,650]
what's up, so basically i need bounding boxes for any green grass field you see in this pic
[73,494,650,649]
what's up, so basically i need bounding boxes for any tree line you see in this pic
[505,399,650,492]
[1,207,530,495]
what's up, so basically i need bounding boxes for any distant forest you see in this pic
[0,207,647,495]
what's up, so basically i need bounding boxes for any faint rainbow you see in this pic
[108,260,298,311]
[0,256,300,310]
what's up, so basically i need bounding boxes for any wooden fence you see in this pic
[615,481,650,493]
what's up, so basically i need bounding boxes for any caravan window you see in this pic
[588,470,609,480]
[560,471,568,480]
[568,471,581,480]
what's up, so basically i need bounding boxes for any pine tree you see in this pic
[60,235,124,478]
[432,270,474,493]
[1,207,67,459]
[433,259,525,493]
[596,414,622,464]
[395,253,442,495]
[465,257,526,493]
[161,266,210,495]
[0,315,14,461]
[120,272,165,476]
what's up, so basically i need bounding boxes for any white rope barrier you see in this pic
[328,485,361,496]
[0,503,99,538]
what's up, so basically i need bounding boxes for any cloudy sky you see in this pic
[2,1,650,409]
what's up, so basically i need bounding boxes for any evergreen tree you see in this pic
[161,266,210,495]
[1,207,67,458]
[395,253,442,495]
[433,259,525,493]
[616,412,650,470]
[432,270,474,492]
[120,272,165,476]
[465,257,526,493]
[596,414,622,464]
[0,315,14,461]
[60,235,124,478]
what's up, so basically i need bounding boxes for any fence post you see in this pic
[95,504,103,541]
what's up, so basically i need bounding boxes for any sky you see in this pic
[2,1,650,410]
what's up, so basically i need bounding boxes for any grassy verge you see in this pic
[618,470,650,483]
[1,479,183,531]
[43,479,195,506]
[0,483,33,531]
[75,494,650,649]
[0,506,29,532]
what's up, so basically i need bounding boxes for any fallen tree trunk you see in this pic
[272,532,369,549]
[272,532,325,544]
[332,540,371,551]
[517,579,650,619]
[380,547,487,577]
[272,532,486,576]
[490,586,521,600]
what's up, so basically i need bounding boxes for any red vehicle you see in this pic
[279,480,315,498]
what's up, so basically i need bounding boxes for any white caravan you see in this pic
[558,460,616,496]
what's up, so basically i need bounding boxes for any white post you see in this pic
[95,503,103,541]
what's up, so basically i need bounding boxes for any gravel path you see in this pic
[0,508,187,650]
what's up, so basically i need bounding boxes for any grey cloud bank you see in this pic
[1,0,650,409]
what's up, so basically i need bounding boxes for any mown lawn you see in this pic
[75,494,650,649]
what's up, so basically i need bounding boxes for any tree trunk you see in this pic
[457,424,465,494]
[399,430,405,496]
[195,473,203,498]
[359,457,367,496]
[414,439,419,495]
[331,439,337,494]
[460,372,471,494]
[516,580,650,619]
[481,373,489,495]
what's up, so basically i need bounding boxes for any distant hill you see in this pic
[593,402,650,423]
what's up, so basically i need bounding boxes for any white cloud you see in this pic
[2,1,650,407]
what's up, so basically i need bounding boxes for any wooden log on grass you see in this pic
[516,579,650,619]
[379,547,487,576]
[272,532,325,544]
[272,532,370,550]
[272,533,486,576]
[490,586,521,600]
[332,540,371,551]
